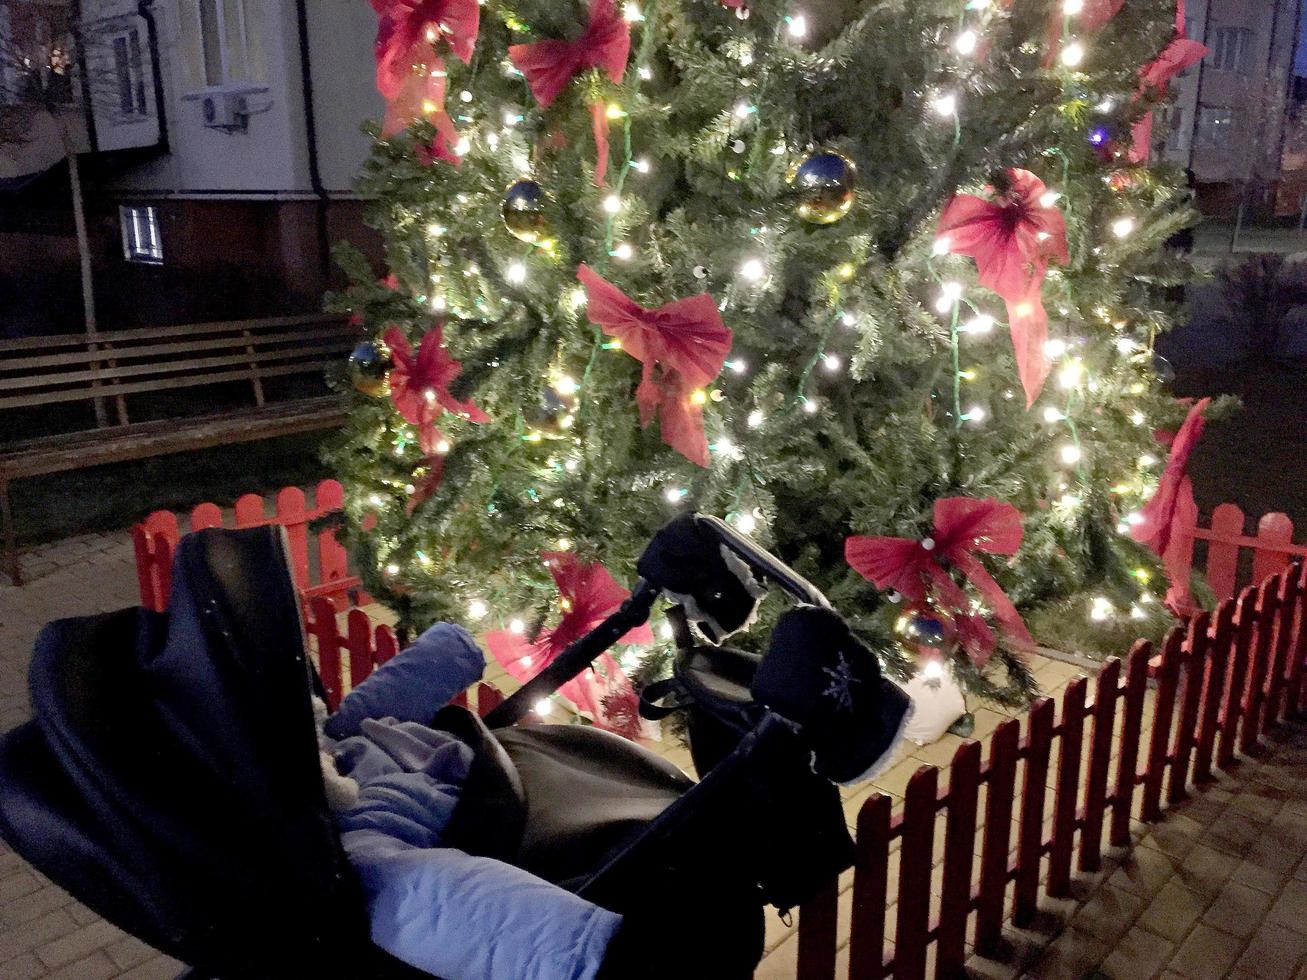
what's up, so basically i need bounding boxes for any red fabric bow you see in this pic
[1128,36,1207,163]
[577,264,732,467]
[372,0,478,137]
[382,324,489,447]
[415,111,462,165]
[486,553,654,737]
[508,0,630,108]
[1042,0,1124,67]
[845,496,1033,666]
[937,169,1069,407]
[1131,398,1209,611]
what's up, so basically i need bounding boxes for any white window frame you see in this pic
[120,205,163,264]
[1211,27,1254,75]
[111,28,148,117]
[197,0,251,87]
[1197,106,1234,147]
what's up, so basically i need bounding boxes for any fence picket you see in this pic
[937,741,981,975]
[1264,570,1297,731]
[1110,643,1150,847]
[1242,582,1277,755]
[347,609,375,691]
[894,768,938,980]
[850,794,893,979]
[233,493,266,527]
[1047,678,1087,897]
[975,720,1018,956]
[1079,659,1120,871]
[1204,503,1246,601]
[797,879,839,980]
[1251,512,1295,588]
[276,487,310,590]
[1193,603,1233,786]
[190,502,222,531]
[308,596,343,709]
[315,480,352,593]
[1013,698,1054,927]
[1287,564,1307,717]
[1167,614,1210,805]
[1219,588,1258,769]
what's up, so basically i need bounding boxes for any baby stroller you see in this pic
[0,513,909,979]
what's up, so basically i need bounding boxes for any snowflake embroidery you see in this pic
[822,651,860,713]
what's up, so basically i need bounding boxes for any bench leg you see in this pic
[0,481,19,587]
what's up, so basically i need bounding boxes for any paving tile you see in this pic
[1022,924,1112,980]
[106,935,155,971]
[0,953,47,980]
[1166,922,1245,980]
[1136,879,1210,942]
[44,951,117,980]
[1100,925,1175,980]
[1109,847,1182,898]
[1176,844,1241,897]
[1070,885,1145,944]
[1233,922,1307,980]
[1233,857,1295,895]
[1202,882,1276,939]
[35,920,120,970]
[0,910,79,963]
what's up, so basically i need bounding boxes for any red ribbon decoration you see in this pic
[577,264,733,467]
[845,496,1034,666]
[372,0,479,137]
[415,111,462,166]
[1131,398,1210,611]
[508,0,630,108]
[486,553,654,737]
[508,0,629,186]
[1042,0,1124,67]
[1128,34,1208,163]
[936,169,1069,407]
[405,424,447,515]
[382,323,489,447]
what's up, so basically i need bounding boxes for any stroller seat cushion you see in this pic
[494,725,693,887]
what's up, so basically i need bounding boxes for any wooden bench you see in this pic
[0,313,357,584]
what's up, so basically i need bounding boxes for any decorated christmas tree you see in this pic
[327,0,1205,717]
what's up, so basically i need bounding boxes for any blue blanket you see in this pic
[326,623,621,980]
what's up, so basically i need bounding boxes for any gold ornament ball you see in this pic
[895,612,948,651]
[348,339,393,397]
[502,179,553,245]
[790,151,857,224]
[528,388,575,437]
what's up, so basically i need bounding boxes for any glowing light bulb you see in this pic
[690,389,708,406]
[564,457,579,472]
[841,312,857,327]
[933,93,957,116]
[1064,0,1084,13]
[787,14,807,38]
[459,90,473,103]
[603,195,621,214]
[1058,360,1083,389]
[503,110,519,127]
[665,486,687,503]
[1059,444,1082,465]
[612,242,634,261]
[966,405,987,423]
[1139,453,1158,467]
[534,698,553,717]
[557,537,572,550]
[570,286,588,308]
[509,619,525,635]
[623,1,643,20]
[633,157,651,173]
[736,512,757,534]
[454,136,471,155]
[734,102,753,120]
[385,563,400,575]
[435,438,451,454]
[1115,337,1137,354]
[747,409,764,428]
[1112,216,1136,238]
[1044,338,1069,358]
[802,397,819,414]
[431,294,446,312]
[963,314,995,335]
[1131,410,1146,425]
[922,660,945,680]
[1097,98,1115,112]
[1061,42,1084,67]
[955,30,978,55]
[739,258,766,282]
[638,66,652,80]
[506,261,527,284]
[933,236,952,256]
[1043,407,1065,424]
[823,354,842,372]
[727,358,748,374]
[1039,191,1060,208]
[1090,596,1114,622]
[554,375,580,396]
[468,599,488,620]
[1125,511,1144,526]
[427,222,446,236]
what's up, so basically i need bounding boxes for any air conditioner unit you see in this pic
[201,92,248,132]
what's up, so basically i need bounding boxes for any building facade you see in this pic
[1,0,384,334]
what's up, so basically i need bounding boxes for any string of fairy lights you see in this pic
[365,0,1174,654]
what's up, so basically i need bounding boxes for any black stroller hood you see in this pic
[0,527,407,978]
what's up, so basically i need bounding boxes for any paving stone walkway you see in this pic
[1018,721,1307,980]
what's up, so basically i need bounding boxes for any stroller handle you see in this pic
[484,515,827,729]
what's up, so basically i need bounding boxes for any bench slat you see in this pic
[0,360,339,410]
[0,397,347,479]
[0,314,347,353]
[0,324,357,374]
[3,340,353,392]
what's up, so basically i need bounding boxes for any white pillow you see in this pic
[898,667,966,746]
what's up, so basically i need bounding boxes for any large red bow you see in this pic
[372,0,478,137]
[845,496,1034,666]
[508,0,630,108]
[1129,36,1207,163]
[577,264,732,467]
[486,552,654,737]
[383,324,489,447]
[1131,398,1209,611]
[937,169,1069,407]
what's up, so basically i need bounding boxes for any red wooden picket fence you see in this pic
[1173,503,1307,611]
[793,557,1307,980]
[132,479,366,614]
[303,594,504,715]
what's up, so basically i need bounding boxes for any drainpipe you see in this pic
[73,0,99,153]
[294,0,332,288]
[137,0,169,152]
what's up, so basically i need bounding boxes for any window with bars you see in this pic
[1197,106,1234,147]
[120,205,163,264]
[1211,27,1254,74]
[112,30,148,115]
